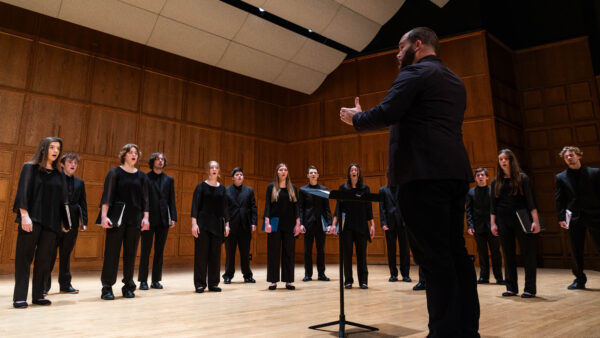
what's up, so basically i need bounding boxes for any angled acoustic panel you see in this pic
[119,0,167,14]
[292,39,346,74]
[218,41,287,83]
[273,63,327,95]
[0,0,61,17]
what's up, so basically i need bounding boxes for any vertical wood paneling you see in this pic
[91,59,141,111]
[142,71,184,120]
[0,32,31,89]
[0,89,24,145]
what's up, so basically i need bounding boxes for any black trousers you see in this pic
[304,224,326,277]
[138,225,169,283]
[100,225,140,290]
[342,229,368,285]
[224,233,253,279]
[496,211,537,295]
[14,224,57,302]
[474,231,503,281]
[46,226,79,291]
[568,223,600,283]
[399,180,480,338]
[385,225,411,278]
[194,230,222,288]
[267,231,295,283]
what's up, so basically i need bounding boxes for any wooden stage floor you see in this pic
[0,265,599,337]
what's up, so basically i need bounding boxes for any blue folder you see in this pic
[262,217,279,232]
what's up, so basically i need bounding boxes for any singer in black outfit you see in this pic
[223,167,257,284]
[45,153,88,295]
[491,149,540,298]
[332,163,375,290]
[555,146,600,290]
[191,161,230,293]
[340,27,478,337]
[99,144,150,300]
[299,165,332,282]
[264,163,301,291]
[138,152,177,291]
[379,184,411,283]
[466,168,503,285]
[13,137,67,308]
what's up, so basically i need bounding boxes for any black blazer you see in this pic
[298,184,332,230]
[226,184,258,236]
[352,55,473,186]
[555,166,600,229]
[379,185,402,230]
[66,175,88,227]
[465,186,491,234]
[147,171,177,228]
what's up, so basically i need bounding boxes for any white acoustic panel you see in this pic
[430,0,450,8]
[292,39,346,74]
[59,0,158,45]
[342,0,405,25]
[256,0,340,34]
[161,0,248,40]
[243,0,265,7]
[274,62,327,94]
[118,0,166,14]
[148,17,229,66]
[234,14,307,61]
[218,42,287,83]
[322,5,381,51]
[0,0,62,17]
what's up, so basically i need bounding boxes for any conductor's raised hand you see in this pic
[340,97,362,126]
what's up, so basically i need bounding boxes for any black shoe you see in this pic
[502,291,517,297]
[60,286,79,294]
[402,276,412,282]
[13,301,28,309]
[389,276,398,282]
[477,278,490,284]
[244,277,256,283]
[521,292,536,298]
[101,287,114,300]
[151,282,163,289]
[360,284,368,289]
[32,298,51,306]
[139,282,149,290]
[496,280,506,285]
[195,286,205,293]
[318,274,330,281]
[568,281,586,290]
[208,286,222,292]
[224,277,231,284]
[268,284,277,290]
[302,276,312,282]
[285,283,295,290]
[413,282,426,291]
[344,283,352,289]
[122,286,135,298]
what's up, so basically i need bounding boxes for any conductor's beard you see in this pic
[398,44,416,70]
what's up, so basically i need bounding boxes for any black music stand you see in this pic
[302,188,381,337]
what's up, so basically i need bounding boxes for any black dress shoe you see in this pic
[244,277,256,283]
[139,282,149,290]
[151,282,163,289]
[32,298,51,306]
[568,281,586,290]
[389,276,398,282]
[502,291,517,297]
[344,283,352,289]
[402,276,412,283]
[285,283,295,290]
[195,286,205,293]
[413,282,426,291]
[360,284,368,289]
[60,286,79,294]
[496,280,506,285]
[521,292,536,298]
[318,275,330,281]
[122,286,135,298]
[101,287,115,300]
[224,277,231,284]
[477,278,490,284]
[208,286,222,292]
[268,284,277,290]
[13,301,28,309]
[302,276,312,282]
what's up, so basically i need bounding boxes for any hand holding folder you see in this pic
[262,217,279,233]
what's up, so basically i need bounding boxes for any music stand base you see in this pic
[309,315,378,337]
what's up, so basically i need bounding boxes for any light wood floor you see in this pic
[0,265,599,337]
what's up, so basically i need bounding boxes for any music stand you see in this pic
[302,188,381,337]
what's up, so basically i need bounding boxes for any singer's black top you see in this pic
[100,166,149,227]
[191,182,229,238]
